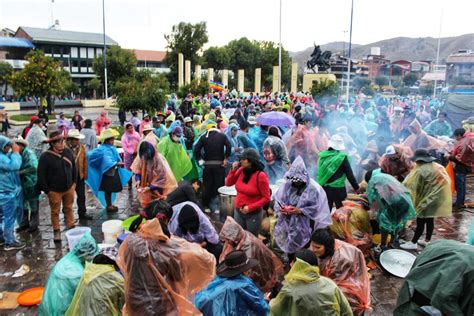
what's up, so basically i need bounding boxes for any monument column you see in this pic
[207,68,214,82]
[195,65,201,83]
[178,53,184,88]
[185,60,191,85]
[254,68,261,93]
[291,63,298,92]
[222,69,229,88]
[272,66,279,93]
[237,69,245,92]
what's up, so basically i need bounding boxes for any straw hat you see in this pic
[142,124,154,133]
[247,116,257,125]
[67,129,85,140]
[183,117,193,124]
[98,128,119,142]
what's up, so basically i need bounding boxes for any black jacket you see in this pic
[37,147,76,193]
[166,180,200,207]
[193,130,231,163]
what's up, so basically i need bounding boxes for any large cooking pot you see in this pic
[218,186,237,217]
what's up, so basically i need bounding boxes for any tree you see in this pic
[403,73,418,86]
[89,77,101,99]
[395,85,410,96]
[203,46,230,72]
[11,50,71,110]
[311,79,339,104]
[419,84,434,96]
[164,22,208,86]
[257,41,292,91]
[352,77,371,91]
[92,45,137,95]
[375,75,389,87]
[177,79,210,99]
[226,37,260,90]
[0,62,13,96]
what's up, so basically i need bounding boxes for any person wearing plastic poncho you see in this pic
[39,232,99,316]
[157,125,192,181]
[310,228,371,316]
[219,216,284,294]
[366,170,416,250]
[224,123,241,173]
[65,261,124,316]
[25,119,47,158]
[117,218,216,316]
[395,240,474,316]
[273,156,331,258]
[270,250,353,316]
[131,133,177,207]
[263,126,290,184]
[400,149,452,250]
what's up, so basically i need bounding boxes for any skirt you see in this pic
[99,167,123,192]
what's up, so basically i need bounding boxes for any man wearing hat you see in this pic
[449,128,471,209]
[183,117,195,150]
[66,129,92,220]
[14,136,41,233]
[379,145,413,182]
[152,116,167,139]
[317,135,359,210]
[401,149,452,250]
[26,117,48,158]
[195,250,269,316]
[38,130,77,241]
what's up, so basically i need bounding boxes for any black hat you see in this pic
[45,130,64,143]
[217,250,258,278]
[411,149,436,162]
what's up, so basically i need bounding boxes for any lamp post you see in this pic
[346,0,354,103]
[102,0,108,99]
[278,0,282,92]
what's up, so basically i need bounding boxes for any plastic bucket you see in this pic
[65,227,91,250]
[102,220,124,244]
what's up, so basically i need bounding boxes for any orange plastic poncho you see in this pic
[117,219,216,316]
[402,119,448,155]
[131,133,178,207]
[219,216,284,293]
[318,239,371,316]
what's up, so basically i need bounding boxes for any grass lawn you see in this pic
[10,113,71,122]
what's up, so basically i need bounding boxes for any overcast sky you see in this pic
[1,0,474,52]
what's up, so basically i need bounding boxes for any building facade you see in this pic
[446,50,474,86]
[134,49,169,74]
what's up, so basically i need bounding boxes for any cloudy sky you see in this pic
[1,0,473,52]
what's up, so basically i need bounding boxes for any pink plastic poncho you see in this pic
[318,239,371,316]
[117,219,216,316]
[95,111,110,135]
[219,217,284,293]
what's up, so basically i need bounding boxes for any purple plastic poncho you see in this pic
[274,156,331,254]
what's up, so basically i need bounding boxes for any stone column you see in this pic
[272,65,279,93]
[185,60,191,85]
[254,68,261,93]
[222,69,229,88]
[207,68,214,82]
[291,63,298,92]
[195,65,201,83]
[237,69,245,92]
[178,53,184,88]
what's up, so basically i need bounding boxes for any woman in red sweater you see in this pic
[226,148,271,236]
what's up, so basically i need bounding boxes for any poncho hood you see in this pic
[285,156,309,183]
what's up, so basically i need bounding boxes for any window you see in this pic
[43,46,52,54]
[71,47,78,58]
[80,47,87,58]
[87,47,94,59]
[96,48,102,56]
[62,46,70,55]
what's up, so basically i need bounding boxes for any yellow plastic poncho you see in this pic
[403,162,452,218]
[269,258,353,316]
[66,262,124,316]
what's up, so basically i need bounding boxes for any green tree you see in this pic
[164,22,208,86]
[92,45,137,94]
[89,77,101,99]
[395,85,410,96]
[403,73,418,86]
[257,41,292,91]
[361,85,375,96]
[203,46,230,72]
[226,38,260,90]
[375,75,389,87]
[352,77,371,91]
[177,79,210,99]
[11,50,70,109]
[311,79,339,103]
[419,84,434,96]
[0,62,13,96]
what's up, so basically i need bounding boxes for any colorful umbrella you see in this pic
[256,111,295,126]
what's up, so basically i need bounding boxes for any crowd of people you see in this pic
[1,90,473,315]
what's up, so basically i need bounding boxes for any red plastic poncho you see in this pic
[117,219,216,316]
[219,216,284,293]
[318,239,371,316]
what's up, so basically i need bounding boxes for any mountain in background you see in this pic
[290,33,474,69]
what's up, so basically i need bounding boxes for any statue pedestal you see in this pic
[302,73,336,92]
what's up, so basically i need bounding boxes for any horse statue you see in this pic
[307,44,332,73]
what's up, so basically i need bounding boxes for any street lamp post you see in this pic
[278,0,282,92]
[346,0,354,103]
[102,0,108,99]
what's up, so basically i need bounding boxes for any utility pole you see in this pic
[433,11,442,98]
[346,0,354,103]
[102,0,108,99]
[278,0,282,92]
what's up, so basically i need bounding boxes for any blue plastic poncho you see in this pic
[39,232,99,316]
[195,275,269,316]
[86,144,132,207]
[0,136,22,202]
[249,127,268,158]
[225,123,240,167]
[273,156,331,254]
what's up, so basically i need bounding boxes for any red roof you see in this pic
[133,49,166,62]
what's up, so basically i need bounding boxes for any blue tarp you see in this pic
[0,37,34,48]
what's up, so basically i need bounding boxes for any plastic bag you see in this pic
[219,217,284,293]
[66,262,124,316]
[117,219,216,316]
[318,239,371,315]
[39,232,99,316]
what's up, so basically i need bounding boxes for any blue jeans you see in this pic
[454,173,467,206]
[0,195,21,244]
[233,209,263,237]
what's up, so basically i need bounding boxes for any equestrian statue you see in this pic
[307,44,332,73]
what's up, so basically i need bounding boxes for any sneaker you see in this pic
[417,240,430,247]
[4,241,26,251]
[204,208,211,214]
[374,245,382,254]
[400,241,418,250]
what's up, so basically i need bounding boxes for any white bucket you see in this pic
[102,220,124,244]
[65,227,91,250]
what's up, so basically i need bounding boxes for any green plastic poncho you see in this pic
[269,258,353,316]
[19,147,38,200]
[403,162,452,218]
[394,240,474,316]
[367,173,416,235]
[39,232,99,316]
[157,135,192,181]
[317,150,347,188]
[66,262,124,316]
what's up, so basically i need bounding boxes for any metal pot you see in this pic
[218,186,237,217]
